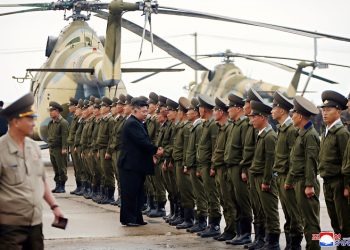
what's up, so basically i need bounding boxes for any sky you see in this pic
[0,0,349,105]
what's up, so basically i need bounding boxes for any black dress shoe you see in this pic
[125,223,141,227]
[137,221,148,225]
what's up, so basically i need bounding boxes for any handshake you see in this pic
[156,147,164,157]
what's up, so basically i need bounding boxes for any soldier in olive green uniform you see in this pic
[108,94,127,206]
[96,97,115,204]
[90,98,103,201]
[47,101,69,193]
[80,97,95,198]
[0,93,64,250]
[172,97,196,229]
[67,98,81,195]
[225,93,253,246]
[248,100,280,250]
[241,89,265,249]
[74,100,89,196]
[163,98,180,226]
[211,97,236,241]
[143,92,159,214]
[185,98,208,233]
[342,94,350,208]
[271,91,303,249]
[285,96,321,250]
[318,91,350,243]
[196,94,221,238]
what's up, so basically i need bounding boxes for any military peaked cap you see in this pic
[111,97,118,107]
[189,98,200,111]
[0,93,37,119]
[166,98,179,111]
[228,93,244,107]
[245,88,264,103]
[131,97,148,107]
[77,99,84,109]
[117,94,127,105]
[178,97,190,112]
[82,100,89,109]
[293,96,319,116]
[215,97,229,112]
[89,96,96,106]
[49,101,63,112]
[94,98,101,109]
[158,95,167,107]
[198,94,215,109]
[69,97,78,106]
[249,100,272,116]
[148,92,158,105]
[126,94,133,105]
[101,96,112,107]
[273,91,293,111]
[319,90,347,110]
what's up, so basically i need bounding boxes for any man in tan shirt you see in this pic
[0,93,64,250]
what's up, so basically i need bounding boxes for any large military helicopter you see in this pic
[1,0,350,141]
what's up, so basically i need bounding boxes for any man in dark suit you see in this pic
[118,97,163,226]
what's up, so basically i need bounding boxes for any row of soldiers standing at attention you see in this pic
[47,88,350,250]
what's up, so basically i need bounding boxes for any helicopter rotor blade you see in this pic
[122,68,184,73]
[131,62,183,83]
[0,3,52,8]
[94,10,208,71]
[138,11,149,59]
[156,6,350,43]
[0,7,47,16]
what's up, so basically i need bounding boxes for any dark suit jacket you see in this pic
[118,115,158,175]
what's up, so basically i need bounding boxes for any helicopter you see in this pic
[1,0,350,141]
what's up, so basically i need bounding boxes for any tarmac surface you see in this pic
[41,149,336,250]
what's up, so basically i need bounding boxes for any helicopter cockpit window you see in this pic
[66,37,81,46]
[208,70,216,81]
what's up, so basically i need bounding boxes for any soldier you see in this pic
[342,94,350,204]
[242,89,265,250]
[163,98,180,226]
[96,96,115,204]
[0,93,64,250]
[185,98,208,233]
[80,97,95,198]
[271,91,303,249]
[47,101,69,193]
[225,93,253,246]
[196,94,221,238]
[143,92,159,214]
[172,97,196,229]
[318,91,350,243]
[67,97,81,194]
[210,97,236,241]
[148,95,168,218]
[248,100,280,250]
[108,94,127,206]
[285,96,321,250]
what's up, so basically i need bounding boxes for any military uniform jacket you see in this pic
[172,120,191,164]
[156,120,173,162]
[197,119,219,167]
[249,125,277,185]
[107,115,125,154]
[185,119,203,168]
[212,122,230,169]
[224,116,249,167]
[146,114,159,145]
[74,118,84,147]
[241,121,258,174]
[342,138,350,186]
[80,116,94,151]
[286,122,320,187]
[91,117,101,152]
[273,118,298,174]
[0,134,45,226]
[319,122,350,179]
[67,115,79,146]
[96,113,114,150]
[47,116,69,149]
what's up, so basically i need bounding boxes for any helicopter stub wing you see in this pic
[93,10,208,72]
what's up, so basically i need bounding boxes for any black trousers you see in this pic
[119,167,146,225]
[0,223,44,250]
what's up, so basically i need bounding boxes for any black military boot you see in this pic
[83,183,91,198]
[199,217,221,238]
[187,216,207,233]
[51,182,59,193]
[176,208,194,229]
[92,185,102,202]
[70,181,81,195]
[263,233,280,250]
[244,223,258,248]
[76,181,85,196]
[290,233,303,250]
[142,195,154,214]
[247,224,265,250]
[55,182,66,193]
[148,201,166,218]
[227,218,252,245]
[98,187,110,204]
[96,185,106,203]
[170,206,184,226]
[100,187,115,204]
[284,233,291,250]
